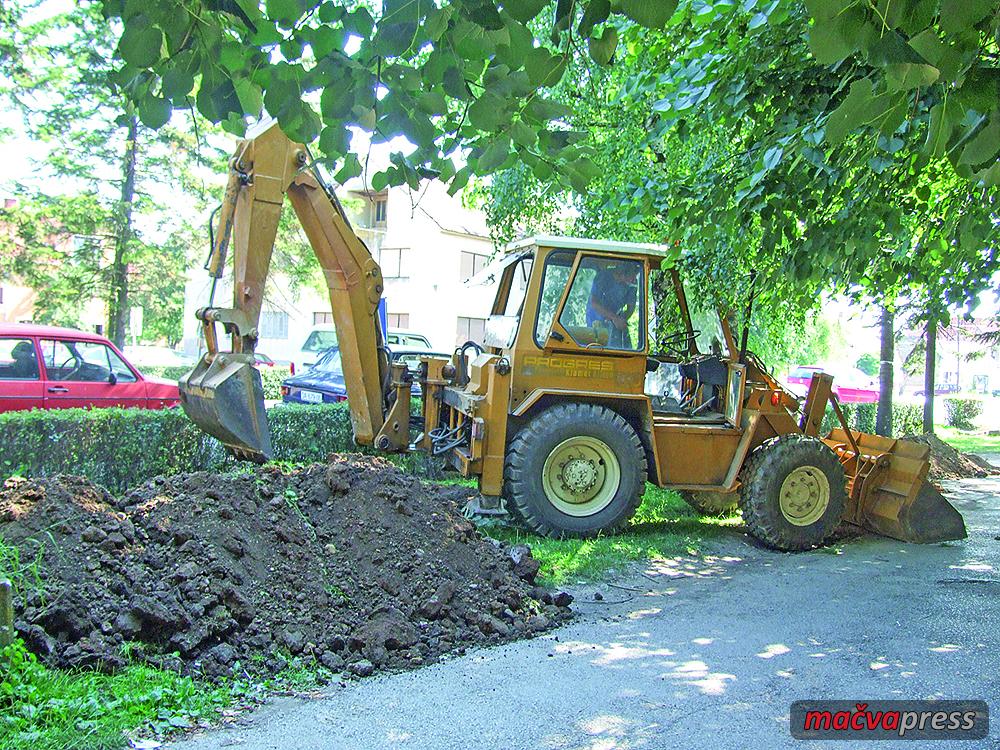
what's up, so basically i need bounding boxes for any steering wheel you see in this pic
[660,329,700,356]
[57,355,83,380]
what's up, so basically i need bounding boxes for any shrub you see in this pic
[139,364,289,401]
[259,366,290,400]
[944,398,983,430]
[0,408,225,492]
[892,404,923,437]
[0,404,359,493]
[819,401,924,438]
[139,364,190,381]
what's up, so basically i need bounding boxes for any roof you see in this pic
[505,235,679,259]
[0,323,110,343]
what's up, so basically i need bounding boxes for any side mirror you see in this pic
[107,372,118,385]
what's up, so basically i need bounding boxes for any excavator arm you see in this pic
[180,122,390,460]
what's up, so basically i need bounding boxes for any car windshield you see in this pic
[303,330,338,352]
[310,348,343,374]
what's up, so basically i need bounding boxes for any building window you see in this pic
[378,247,409,278]
[259,310,289,339]
[460,251,489,281]
[313,311,333,325]
[0,287,4,304]
[387,313,410,329]
[456,316,486,345]
[374,197,387,225]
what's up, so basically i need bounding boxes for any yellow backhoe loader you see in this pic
[180,122,966,551]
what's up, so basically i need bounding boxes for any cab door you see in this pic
[0,336,44,411]
[40,338,146,409]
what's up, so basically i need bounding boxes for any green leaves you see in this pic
[578,0,611,36]
[117,16,162,68]
[503,0,548,23]
[614,0,678,28]
[524,47,567,87]
[805,0,1000,185]
[588,26,618,65]
[138,95,171,128]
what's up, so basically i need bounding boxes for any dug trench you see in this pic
[0,455,572,679]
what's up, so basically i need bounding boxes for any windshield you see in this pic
[303,330,338,352]
[310,348,343,374]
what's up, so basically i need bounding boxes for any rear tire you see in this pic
[680,490,739,517]
[739,434,846,551]
[504,403,646,537]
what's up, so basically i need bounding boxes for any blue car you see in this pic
[281,347,449,404]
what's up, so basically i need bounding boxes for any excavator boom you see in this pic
[180,122,388,460]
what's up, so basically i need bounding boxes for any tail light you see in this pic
[281,386,289,396]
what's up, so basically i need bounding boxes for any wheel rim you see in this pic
[541,436,621,517]
[778,466,830,526]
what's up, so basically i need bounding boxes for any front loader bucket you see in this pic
[179,354,273,462]
[825,429,966,544]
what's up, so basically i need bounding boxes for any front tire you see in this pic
[504,403,646,537]
[739,434,846,551]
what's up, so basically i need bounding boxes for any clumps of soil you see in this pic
[0,455,571,678]
[902,433,999,481]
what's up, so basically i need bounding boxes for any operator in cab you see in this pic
[586,261,639,349]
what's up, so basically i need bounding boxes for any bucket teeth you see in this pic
[179,355,273,462]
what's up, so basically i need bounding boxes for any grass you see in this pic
[935,425,1000,455]
[483,484,741,584]
[0,640,233,750]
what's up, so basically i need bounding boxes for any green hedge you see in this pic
[139,364,289,400]
[944,398,983,430]
[139,364,190,381]
[0,403,358,493]
[819,401,922,438]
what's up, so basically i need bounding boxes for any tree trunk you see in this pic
[107,113,138,348]
[923,320,937,434]
[875,304,894,436]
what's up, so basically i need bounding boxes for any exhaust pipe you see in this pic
[179,353,273,462]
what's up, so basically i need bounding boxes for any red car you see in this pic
[0,323,180,412]
[787,364,879,404]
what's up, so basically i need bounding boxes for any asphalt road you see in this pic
[171,477,1000,750]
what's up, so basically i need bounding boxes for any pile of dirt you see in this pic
[0,455,571,678]
[902,433,999,481]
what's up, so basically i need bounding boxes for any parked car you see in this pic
[122,344,196,369]
[291,325,433,374]
[281,347,448,405]
[0,323,180,412]
[786,364,879,403]
[914,383,961,396]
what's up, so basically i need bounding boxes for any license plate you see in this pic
[299,389,323,403]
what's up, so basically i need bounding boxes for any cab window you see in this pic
[559,256,644,351]
[534,251,575,347]
[0,338,40,380]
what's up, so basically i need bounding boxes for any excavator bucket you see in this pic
[824,429,966,544]
[179,354,273,462]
